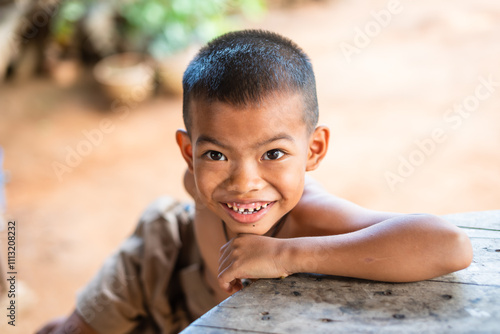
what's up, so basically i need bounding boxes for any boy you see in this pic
[38,30,472,334]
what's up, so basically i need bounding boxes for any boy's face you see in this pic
[177,92,328,235]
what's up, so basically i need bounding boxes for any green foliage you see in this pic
[51,0,91,46]
[120,0,266,58]
[51,0,266,58]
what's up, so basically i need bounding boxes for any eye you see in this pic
[204,150,227,161]
[262,149,285,160]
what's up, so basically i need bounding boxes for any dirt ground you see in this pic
[1,0,499,332]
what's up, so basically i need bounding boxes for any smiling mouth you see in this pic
[225,202,272,215]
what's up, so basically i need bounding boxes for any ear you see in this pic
[306,126,330,171]
[176,129,194,173]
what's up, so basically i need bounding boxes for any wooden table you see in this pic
[182,211,500,333]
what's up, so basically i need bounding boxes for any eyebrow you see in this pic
[195,133,295,149]
[253,133,295,149]
[196,135,229,148]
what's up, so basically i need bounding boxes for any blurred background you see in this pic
[0,0,499,332]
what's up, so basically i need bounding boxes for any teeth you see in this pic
[226,202,271,214]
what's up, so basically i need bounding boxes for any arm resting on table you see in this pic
[283,214,473,282]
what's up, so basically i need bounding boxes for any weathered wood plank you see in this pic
[461,228,500,239]
[443,210,500,231]
[184,326,277,334]
[184,275,500,334]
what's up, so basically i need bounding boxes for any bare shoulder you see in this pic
[290,176,401,235]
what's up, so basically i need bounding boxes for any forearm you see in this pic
[283,214,473,282]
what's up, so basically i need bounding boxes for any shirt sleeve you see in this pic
[75,197,185,334]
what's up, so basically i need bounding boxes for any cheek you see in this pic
[194,162,225,199]
[270,161,305,202]
[284,172,305,200]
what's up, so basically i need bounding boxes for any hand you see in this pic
[35,316,66,334]
[35,310,98,334]
[218,234,291,294]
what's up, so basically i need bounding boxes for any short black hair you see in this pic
[182,29,318,134]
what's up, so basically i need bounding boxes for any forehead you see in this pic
[188,93,308,146]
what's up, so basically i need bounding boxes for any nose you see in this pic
[225,162,264,195]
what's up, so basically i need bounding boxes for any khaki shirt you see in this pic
[76,197,217,334]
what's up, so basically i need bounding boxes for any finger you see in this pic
[36,316,68,334]
[218,240,238,273]
[219,278,231,293]
[218,245,233,273]
[218,263,238,293]
[218,257,229,277]
[218,243,230,265]
[36,322,57,334]
[218,263,231,290]
[230,279,243,293]
[224,278,243,294]
[219,237,234,256]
